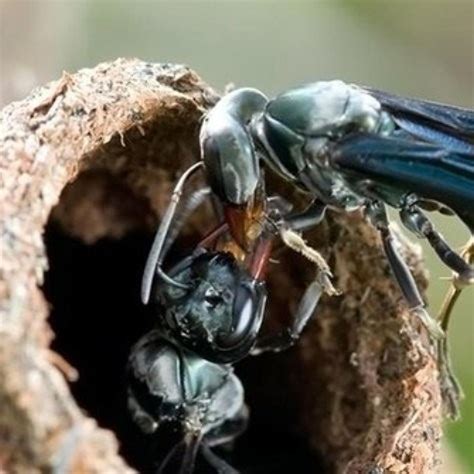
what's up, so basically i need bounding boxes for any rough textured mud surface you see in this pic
[0,59,441,473]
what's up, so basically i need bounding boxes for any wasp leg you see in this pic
[399,204,474,285]
[283,198,327,231]
[437,238,474,419]
[251,201,333,354]
[399,203,474,417]
[399,204,474,416]
[266,194,294,217]
[366,201,443,339]
[251,276,324,354]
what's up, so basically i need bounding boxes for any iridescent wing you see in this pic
[365,87,474,154]
[332,133,474,231]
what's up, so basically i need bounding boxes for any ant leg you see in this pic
[252,276,324,354]
[200,443,239,474]
[141,162,203,304]
[437,237,474,419]
[400,204,474,284]
[178,431,203,474]
[366,201,443,339]
[157,439,186,474]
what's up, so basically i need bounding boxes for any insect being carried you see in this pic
[198,80,474,417]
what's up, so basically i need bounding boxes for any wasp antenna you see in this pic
[162,187,211,257]
[141,161,204,304]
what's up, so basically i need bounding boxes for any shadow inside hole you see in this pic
[43,223,324,473]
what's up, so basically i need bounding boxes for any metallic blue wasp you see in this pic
[197,80,474,417]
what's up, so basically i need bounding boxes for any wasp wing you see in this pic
[332,133,474,231]
[364,87,474,153]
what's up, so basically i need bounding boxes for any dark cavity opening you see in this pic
[43,189,323,474]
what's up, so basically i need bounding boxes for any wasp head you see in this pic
[200,88,268,250]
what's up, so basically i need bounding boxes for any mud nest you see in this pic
[0,59,442,473]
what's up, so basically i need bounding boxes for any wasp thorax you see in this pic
[308,81,383,136]
[267,80,383,139]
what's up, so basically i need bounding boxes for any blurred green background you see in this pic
[1,0,472,471]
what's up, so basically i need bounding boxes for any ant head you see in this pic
[154,250,266,363]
